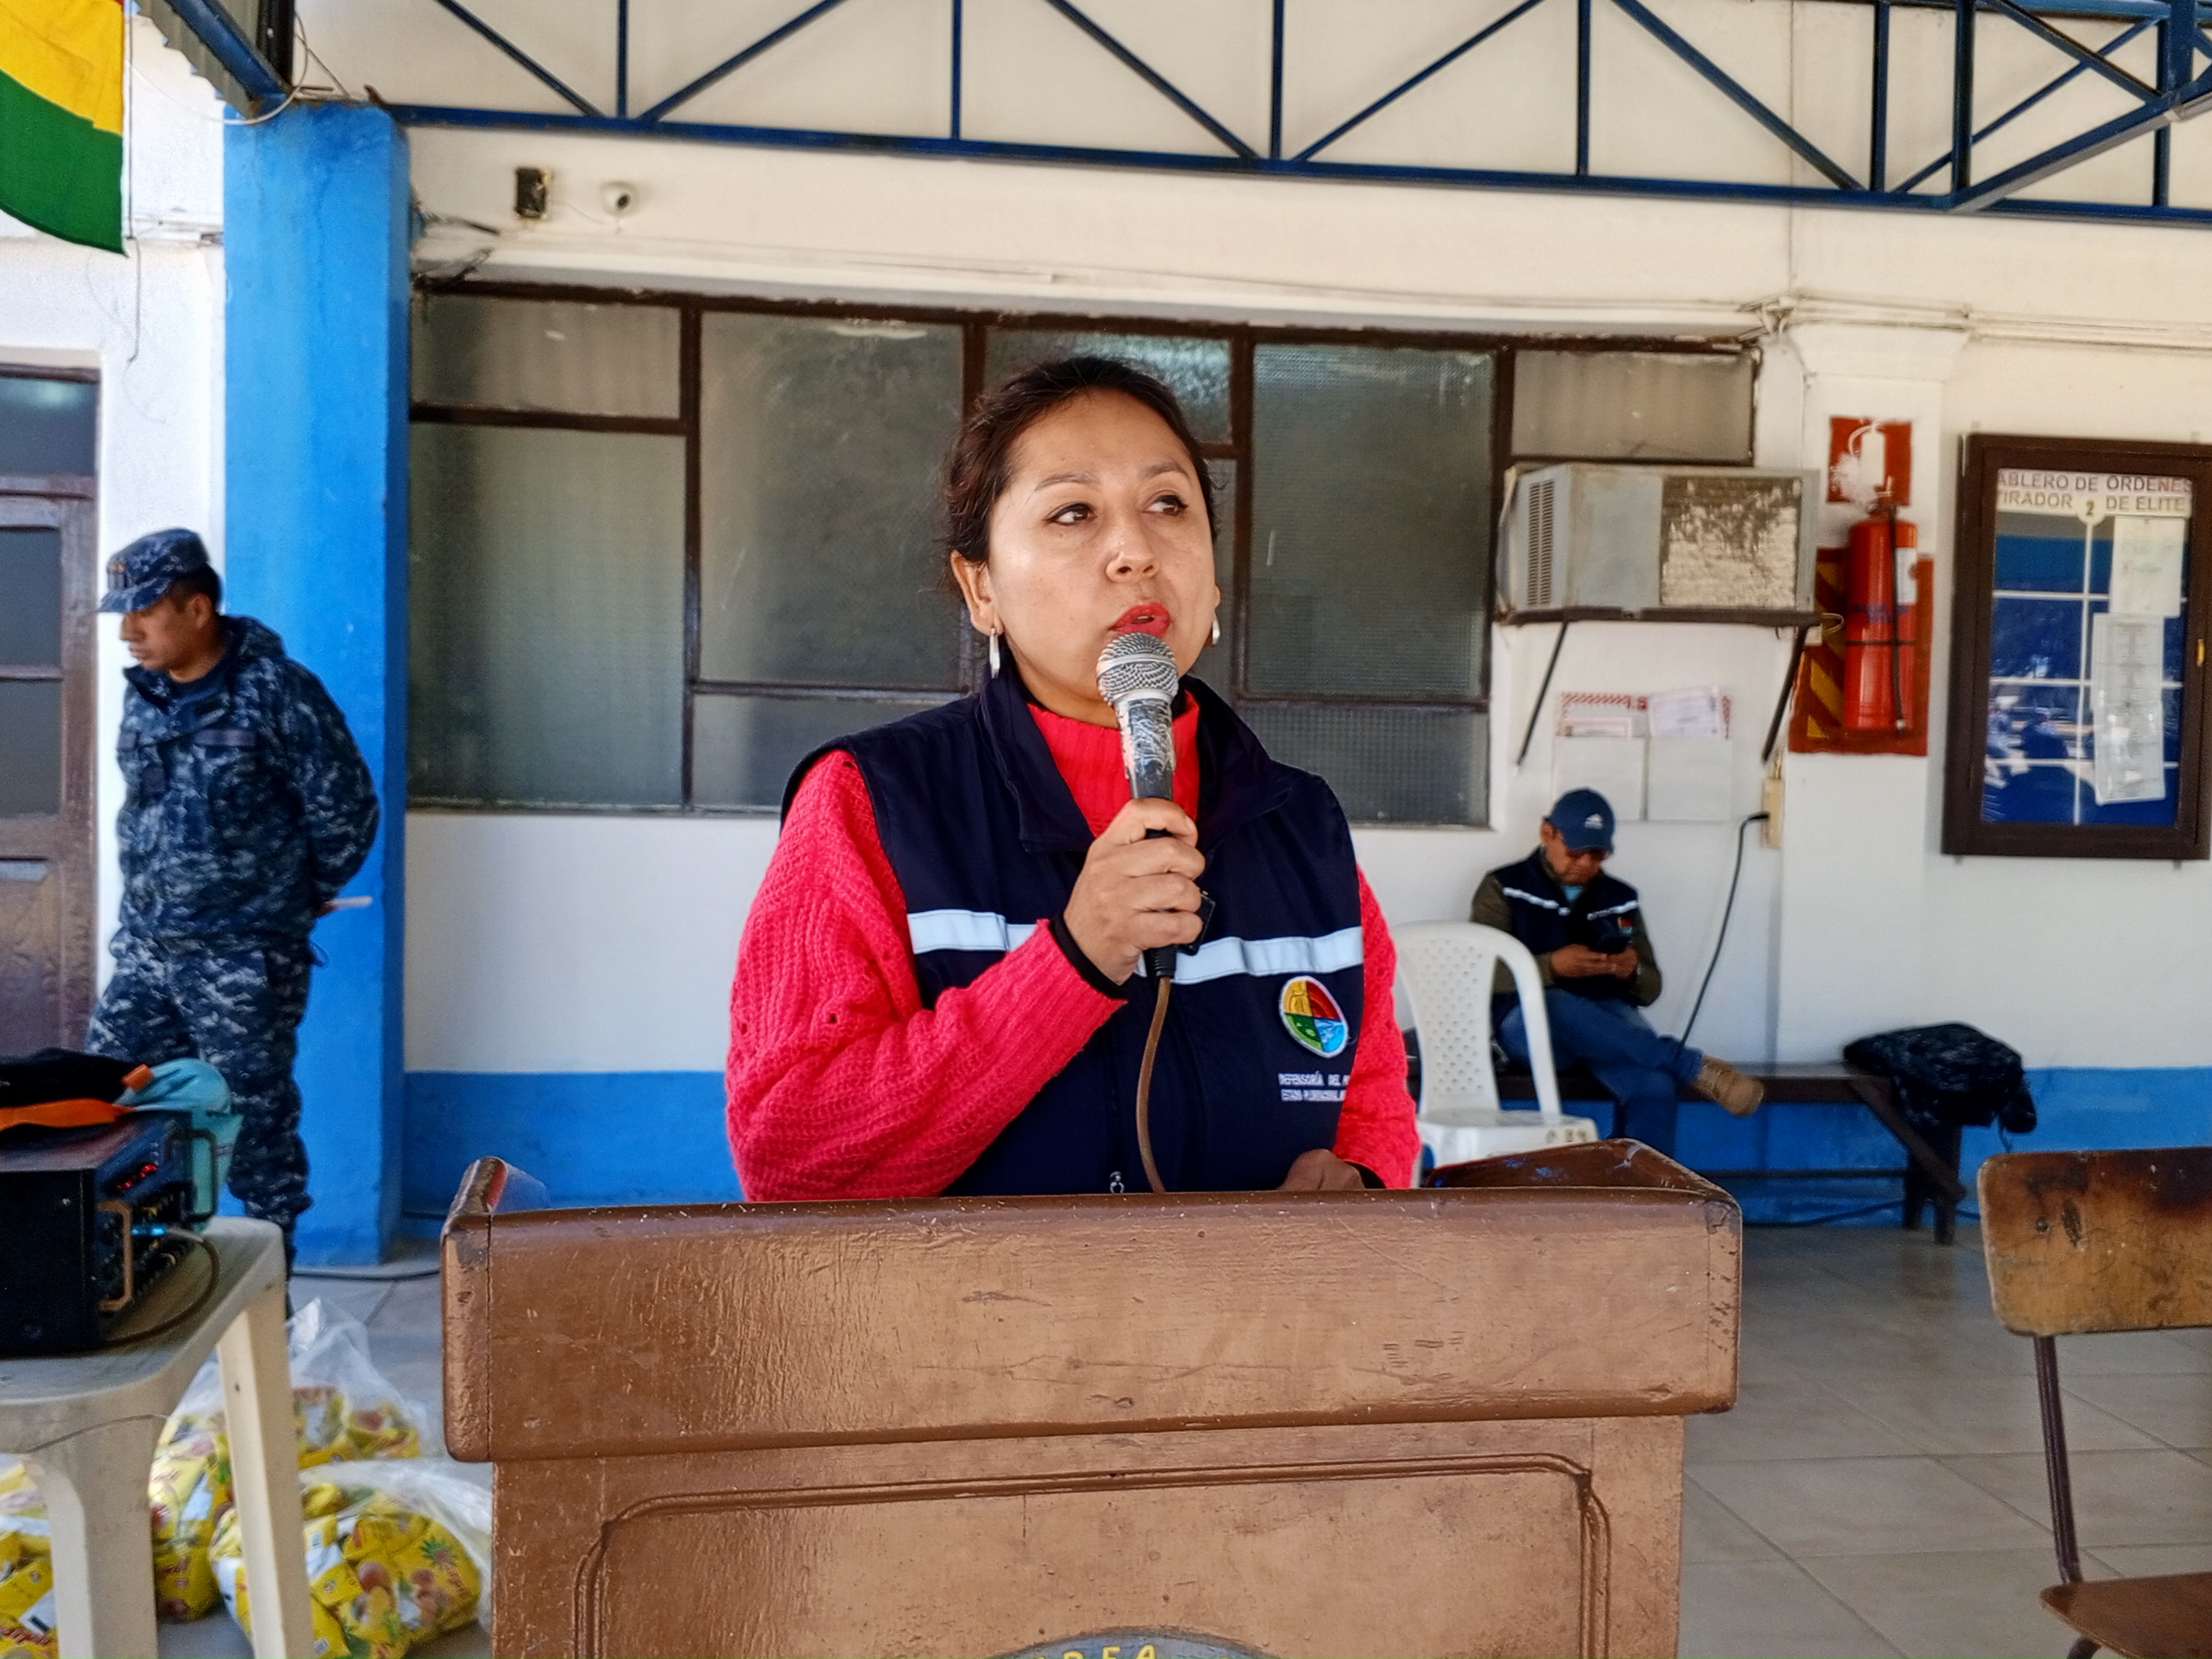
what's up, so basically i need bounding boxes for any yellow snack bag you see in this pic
[213,1468,486,1659]
[0,1547,55,1659]
[147,1414,231,1620]
[148,1300,429,1625]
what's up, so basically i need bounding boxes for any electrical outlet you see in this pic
[1761,774,1784,846]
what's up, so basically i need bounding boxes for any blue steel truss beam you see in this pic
[1984,0,2159,93]
[1952,59,2212,205]
[1609,0,1860,187]
[1295,0,1550,162]
[425,0,600,117]
[950,0,964,139]
[638,0,853,124]
[1034,0,1255,157]
[156,0,287,110]
[1953,0,2212,206]
[1895,16,2153,192]
[385,0,2212,231]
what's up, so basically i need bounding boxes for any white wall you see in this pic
[276,0,2212,1076]
[386,114,2212,1076]
[1,16,226,970]
[25,8,2207,1090]
[403,812,775,1071]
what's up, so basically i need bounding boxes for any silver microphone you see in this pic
[1096,631,1180,803]
[1097,631,1184,982]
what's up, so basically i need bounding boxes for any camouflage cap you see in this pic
[99,527,214,614]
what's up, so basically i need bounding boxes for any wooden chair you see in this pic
[1978,1148,2212,1659]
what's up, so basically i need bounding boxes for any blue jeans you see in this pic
[1496,991,1703,1158]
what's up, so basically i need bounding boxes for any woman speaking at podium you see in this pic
[725,358,1418,1201]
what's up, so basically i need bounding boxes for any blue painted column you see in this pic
[223,106,409,1264]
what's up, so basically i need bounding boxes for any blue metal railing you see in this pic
[366,0,2212,229]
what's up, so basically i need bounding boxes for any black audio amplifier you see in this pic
[0,1110,202,1356]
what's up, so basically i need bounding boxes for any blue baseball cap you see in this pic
[1547,788,1616,853]
[99,527,217,614]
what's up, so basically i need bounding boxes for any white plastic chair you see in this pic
[1393,921,1600,1173]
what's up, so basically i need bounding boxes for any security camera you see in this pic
[601,182,638,216]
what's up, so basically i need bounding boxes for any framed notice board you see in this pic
[1944,435,2212,859]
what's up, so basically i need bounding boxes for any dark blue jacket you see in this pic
[793,670,1367,1195]
[116,616,379,944]
[1480,847,1652,1004]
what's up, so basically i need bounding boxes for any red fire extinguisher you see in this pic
[1843,502,1917,732]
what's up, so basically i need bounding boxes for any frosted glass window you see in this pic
[0,684,61,816]
[698,315,964,689]
[412,296,679,418]
[0,376,96,475]
[692,693,953,809]
[0,529,62,665]
[1248,344,1492,699]
[1512,351,1752,462]
[1242,704,1486,825]
[410,425,685,806]
[984,331,1232,443]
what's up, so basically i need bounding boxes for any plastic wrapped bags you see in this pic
[150,1299,431,1620]
[0,1299,445,1652]
[147,1408,230,1619]
[212,1460,491,1659]
[0,1467,53,1659]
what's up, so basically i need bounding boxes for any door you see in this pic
[0,371,99,1053]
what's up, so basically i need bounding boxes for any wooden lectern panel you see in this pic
[444,1141,1737,1657]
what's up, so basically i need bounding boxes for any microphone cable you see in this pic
[1134,978,1172,1193]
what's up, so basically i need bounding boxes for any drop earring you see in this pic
[988,629,1002,677]
[1210,615,1222,647]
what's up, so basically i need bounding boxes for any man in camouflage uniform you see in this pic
[85,529,379,1265]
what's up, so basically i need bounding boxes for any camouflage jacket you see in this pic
[116,616,379,944]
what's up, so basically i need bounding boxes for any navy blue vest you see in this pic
[1489,848,1642,1003]
[786,671,1366,1195]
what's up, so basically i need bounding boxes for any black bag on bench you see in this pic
[1844,1022,2037,1135]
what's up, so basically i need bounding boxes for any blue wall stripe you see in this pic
[404,1071,742,1213]
[403,1065,2212,1222]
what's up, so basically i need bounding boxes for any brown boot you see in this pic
[1695,1057,1765,1117]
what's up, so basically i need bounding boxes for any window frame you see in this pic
[407,281,1750,820]
[1941,432,2212,861]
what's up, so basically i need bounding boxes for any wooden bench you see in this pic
[1494,1061,1971,1244]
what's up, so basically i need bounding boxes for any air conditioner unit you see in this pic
[1503,463,1818,616]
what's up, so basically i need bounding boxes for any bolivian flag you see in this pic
[0,0,125,253]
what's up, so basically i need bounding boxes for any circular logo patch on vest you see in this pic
[1279,975,1348,1059]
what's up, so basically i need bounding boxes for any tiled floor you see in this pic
[1681,1221,2212,1659]
[151,1221,2211,1658]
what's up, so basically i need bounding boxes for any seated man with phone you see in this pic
[1470,789,1764,1157]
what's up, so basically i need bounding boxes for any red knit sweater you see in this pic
[724,705,1420,1200]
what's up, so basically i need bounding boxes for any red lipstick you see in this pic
[1110,603,1172,637]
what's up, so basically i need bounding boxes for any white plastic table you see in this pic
[0,1216,313,1658]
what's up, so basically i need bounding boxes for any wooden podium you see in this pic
[442,1142,1738,1658]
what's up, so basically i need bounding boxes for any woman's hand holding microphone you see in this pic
[1062,798,1206,986]
[1062,802,1369,1193]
